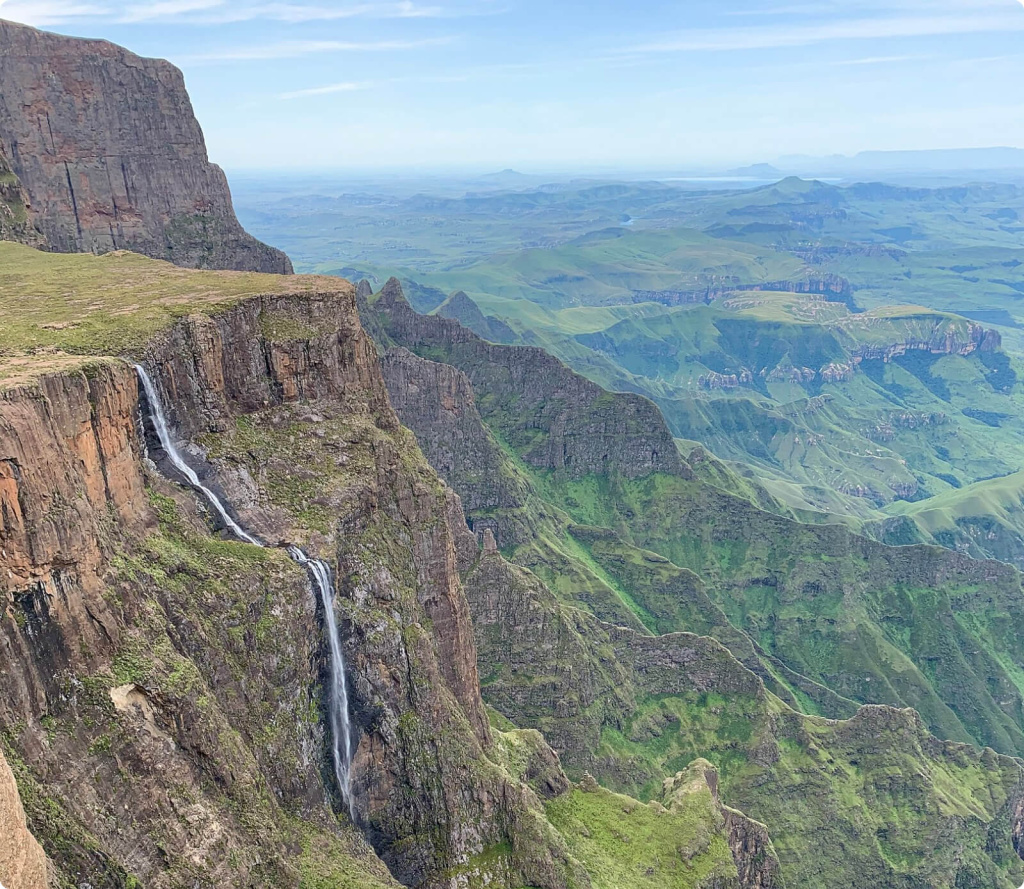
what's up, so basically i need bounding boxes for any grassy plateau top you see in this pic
[0,242,348,386]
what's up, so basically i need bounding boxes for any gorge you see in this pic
[4,15,1024,889]
[135,362,356,818]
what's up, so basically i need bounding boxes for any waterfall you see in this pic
[135,365,260,547]
[288,546,355,819]
[134,363,356,817]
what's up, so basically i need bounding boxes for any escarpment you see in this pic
[0,748,47,889]
[0,260,598,889]
[371,277,686,480]
[0,19,291,273]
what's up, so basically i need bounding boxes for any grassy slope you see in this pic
[465,533,1024,889]
[368,297,1024,762]
[0,241,341,362]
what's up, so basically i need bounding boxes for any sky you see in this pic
[2,0,1024,171]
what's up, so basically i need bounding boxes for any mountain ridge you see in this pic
[0,18,291,273]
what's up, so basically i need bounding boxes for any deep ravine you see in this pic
[135,363,357,818]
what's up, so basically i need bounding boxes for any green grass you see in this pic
[546,779,737,889]
[0,241,343,359]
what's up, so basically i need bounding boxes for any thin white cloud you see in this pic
[179,1,445,23]
[278,71,469,99]
[279,80,370,99]
[184,35,452,62]
[627,11,1024,54]
[118,0,223,22]
[0,0,454,25]
[0,0,110,25]
[832,54,925,66]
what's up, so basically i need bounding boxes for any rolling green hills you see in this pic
[241,175,1024,565]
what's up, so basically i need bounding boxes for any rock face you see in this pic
[378,347,541,548]
[0,285,586,889]
[0,749,47,889]
[0,144,40,246]
[0,19,291,273]
[372,278,686,480]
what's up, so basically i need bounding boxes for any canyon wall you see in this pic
[0,19,290,273]
[0,749,47,889]
[0,287,588,889]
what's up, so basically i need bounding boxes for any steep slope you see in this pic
[0,749,47,889]
[0,19,291,273]
[362,280,1024,763]
[356,289,1024,886]
[0,245,766,889]
[464,545,1024,889]
[878,470,1024,569]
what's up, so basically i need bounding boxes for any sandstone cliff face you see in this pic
[461,546,1024,889]
[371,278,686,480]
[0,360,367,887]
[0,19,291,273]
[0,748,47,889]
[0,285,590,888]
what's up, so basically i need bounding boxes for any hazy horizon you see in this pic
[3,0,1024,171]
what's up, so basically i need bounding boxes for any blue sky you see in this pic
[2,0,1024,171]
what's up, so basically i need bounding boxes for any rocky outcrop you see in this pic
[666,763,785,889]
[839,316,1000,361]
[0,286,590,889]
[369,278,686,480]
[0,19,291,273]
[436,290,516,343]
[699,369,753,390]
[0,749,47,889]
[632,274,854,308]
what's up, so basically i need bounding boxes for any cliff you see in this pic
[0,749,47,889]
[2,246,785,889]
[371,278,686,481]
[0,19,291,273]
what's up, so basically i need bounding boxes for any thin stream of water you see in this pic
[135,364,355,817]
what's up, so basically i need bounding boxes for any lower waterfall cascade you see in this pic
[134,363,356,817]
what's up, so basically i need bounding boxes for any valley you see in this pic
[235,174,1024,562]
[4,12,1024,889]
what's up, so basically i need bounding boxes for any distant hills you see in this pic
[774,147,1024,178]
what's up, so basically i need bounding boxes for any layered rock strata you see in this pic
[0,19,290,272]
[0,749,48,889]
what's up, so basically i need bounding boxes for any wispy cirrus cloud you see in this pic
[626,10,1024,54]
[0,0,110,26]
[278,71,468,99]
[151,1,446,24]
[0,0,456,25]
[184,34,453,62]
[831,53,927,66]
[279,80,370,99]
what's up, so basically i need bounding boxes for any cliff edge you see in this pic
[0,19,291,273]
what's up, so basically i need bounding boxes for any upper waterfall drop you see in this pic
[133,363,356,817]
[135,364,261,547]
[289,546,356,819]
